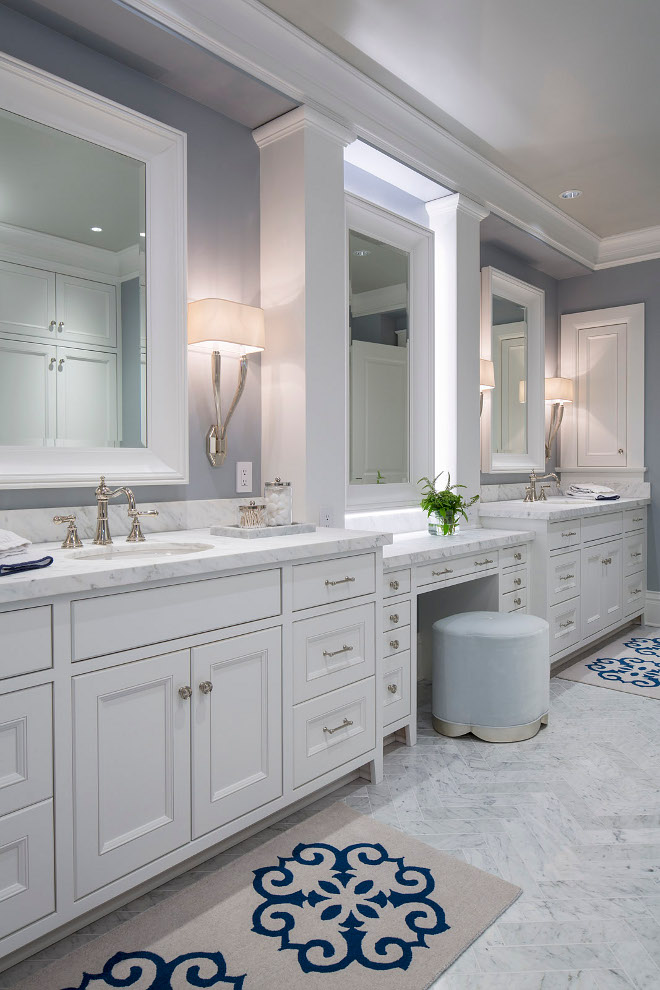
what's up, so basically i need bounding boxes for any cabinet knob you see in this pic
[514,578,522,586]
[57,321,64,332]
[513,597,521,606]
[199,680,213,694]
[387,683,398,694]
[389,579,400,591]
[390,613,399,624]
[57,358,65,371]
[514,552,522,560]
[48,320,56,332]
[178,685,192,700]
[389,639,400,650]
[49,358,56,370]
[618,448,624,454]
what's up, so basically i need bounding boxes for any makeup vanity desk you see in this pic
[381,527,535,746]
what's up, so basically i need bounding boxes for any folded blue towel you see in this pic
[0,555,53,577]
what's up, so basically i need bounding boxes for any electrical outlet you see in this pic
[236,462,252,493]
[319,505,333,527]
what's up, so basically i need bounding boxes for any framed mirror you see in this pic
[0,53,187,488]
[480,267,545,474]
[346,195,432,510]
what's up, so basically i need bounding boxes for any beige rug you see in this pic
[558,628,660,699]
[16,802,520,990]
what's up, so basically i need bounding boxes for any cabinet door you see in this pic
[55,274,117,347]
[73,651,191,898]
[581,545,606,640]
[350,340,408,483]
[0,338,56,446]
[192,629,282,839]
[0,261,55,339]
[0,801,54,940]
[56,346,118,447]
[577,324,627,466]
[601,539,623,630]
[0,685,52,818]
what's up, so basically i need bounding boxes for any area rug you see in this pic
[14,802,520,990]
[558,630,660,698]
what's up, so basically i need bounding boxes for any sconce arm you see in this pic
[545,402,565,461]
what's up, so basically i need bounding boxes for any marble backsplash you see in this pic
[480,480,651,502]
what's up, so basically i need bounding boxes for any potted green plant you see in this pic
[418,472,479,536]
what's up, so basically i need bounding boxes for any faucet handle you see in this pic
[126,508,159,543]
[539,484,550,501]
[53,514,83,549]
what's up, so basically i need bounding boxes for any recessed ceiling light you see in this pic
[352,249,371,256]
[90,226,103,232]
[560,190,582,200]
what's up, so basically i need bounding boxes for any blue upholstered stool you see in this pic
[432,611,550,742]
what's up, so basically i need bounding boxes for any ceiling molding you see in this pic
[253,105,355,148]
[426,193,489,223]
[595,225,660,270]
[124,0,655,271]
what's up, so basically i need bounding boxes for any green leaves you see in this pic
[417,471,479,522]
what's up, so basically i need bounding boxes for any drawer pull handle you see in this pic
[559,574,575,581]
[178,685,192,700]
[633,517,644,522]
[631,551,642,558]
[631,588,642,595]
[475,558,494,566]
[513,578,522,586]
[432,568,453,576]
[387,683,398,694]
[514,552,522,560]
[323,717,353,735]
[513,597,521,606]
[390,613,400,624]
[389,639,400,650]
[199,680,213,694]
[602,557,612,565]
[326,576,356,587]
[562,531,577,538]
[322,644,353,658]
[389,579,400,591]
[559,620,574,629]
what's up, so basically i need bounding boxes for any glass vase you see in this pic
[428,512,460,537]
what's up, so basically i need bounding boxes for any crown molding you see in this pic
[595,224,660,269]
[425,193,489,223]
[253,105,355,149]
[125,0,656,271]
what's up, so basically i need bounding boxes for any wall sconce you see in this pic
[545,376,574,461]
[188,298,265,467]
[480,359,495,415]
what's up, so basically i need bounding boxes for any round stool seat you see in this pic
[432,611,550,743]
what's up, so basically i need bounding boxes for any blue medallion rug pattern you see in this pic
[586,636,660,689]
[251,840,449,973]
[64,950,246,989]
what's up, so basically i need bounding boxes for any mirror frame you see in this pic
[480,266,545,474]
[345,194,433,511]
[0,53,187,488]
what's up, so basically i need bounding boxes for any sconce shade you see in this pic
[545,377,574,404]
[479,359,495,391]
[188,298,265,357]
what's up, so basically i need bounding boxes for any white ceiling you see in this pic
[259,0,660,238]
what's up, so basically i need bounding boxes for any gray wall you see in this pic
[0,5,261,510]
[480,243,559,485]
[558,259,659,589]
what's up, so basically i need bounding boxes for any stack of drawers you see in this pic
[624,508,647,612]
[382,569,412,729]
[499,545,528,613]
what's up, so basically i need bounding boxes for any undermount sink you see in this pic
[72,542,214,561]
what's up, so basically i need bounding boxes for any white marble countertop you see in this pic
[0,527,392,606]
[383,527,534,569]
[479,495,650,522]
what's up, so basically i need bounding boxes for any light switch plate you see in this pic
[236,462,252,493]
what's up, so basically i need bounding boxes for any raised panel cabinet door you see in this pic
[55,274,117,347]
[577,324,627,466]
[0,338,56,446]
[72,650,191,898]
[601,539,623,630]
[192,628,282,839]
[56,347,118,447]
[581,545,605,640]
[0,801,54,940]
[0,685,52,818]
[0,261,56,339]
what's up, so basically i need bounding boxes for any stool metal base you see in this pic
[432,712,549,743]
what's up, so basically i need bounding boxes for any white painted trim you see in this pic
[351,283,407,318]
[253,105,354,148]
[0,52,188,488]
[0,223,122,281]
[346,195,433,512]
[560,304,644,477]
[480,267,545,474]
[596,225,660,269]
[645,591,660,626]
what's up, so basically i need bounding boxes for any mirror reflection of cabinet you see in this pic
[481,267,545,474]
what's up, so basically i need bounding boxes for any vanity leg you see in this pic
[404,720,417,747]
[359,750,384,785]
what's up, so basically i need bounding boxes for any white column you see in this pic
[254,107,355,524]
[425,194,489,500]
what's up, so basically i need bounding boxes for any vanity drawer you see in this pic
[382,651,411,727]
[0,800,54,940]
[0,605,52,678]
[417,550,499,587]
[624,507,647,533]
[500,566,526,596]
[382,625,411,658]
[582,512,623,544]
[548,519,581,552]
[625,572,645,614]
[383,601,411,632]
[292,604,375,704]
[72,570,281,660]
[624,533,646,575]
[548,549,581,606]
[292,554,375,611]
[384,569,411,598]
[293,680,375,788]
[549,598,581,655]
[500,544,527,570]
[0,685,52,818]
[500,588,527,613]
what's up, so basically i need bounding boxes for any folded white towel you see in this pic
[567,484,620,501]
[0,529,31,559]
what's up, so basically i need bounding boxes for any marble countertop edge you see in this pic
[479,495,650,521]
[383,527,534,569]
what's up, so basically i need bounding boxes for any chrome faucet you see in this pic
[524,469,560,503]
[94,476,136,545]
